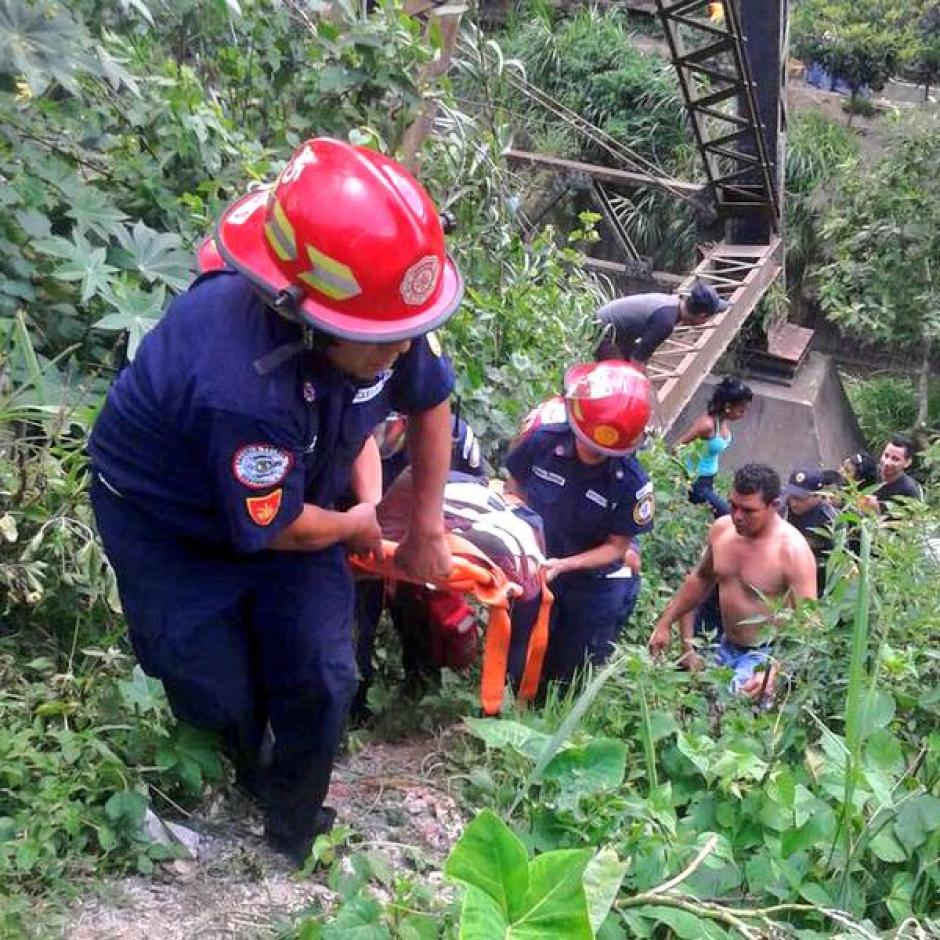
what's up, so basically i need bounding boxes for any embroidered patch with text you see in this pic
[352,370,393,405]
[246,489,283,526]
[233,444,293,490]
[533,465,566,486]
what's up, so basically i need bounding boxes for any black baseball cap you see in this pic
[784,468,827,498]
[687,280,730,317]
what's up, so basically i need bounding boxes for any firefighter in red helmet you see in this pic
[506,361,654,684]
[89,138,462,864]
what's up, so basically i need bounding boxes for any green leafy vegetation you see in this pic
[792,0,916,122]
[820,116,940,435]
[1,0,938,937]
[783,111,860,317]
[844,373,940,452]
[484,4,697,272]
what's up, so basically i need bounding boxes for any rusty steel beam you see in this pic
[651,237,783,429]
[505,149,705,199]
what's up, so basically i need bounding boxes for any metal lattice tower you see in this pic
[655,0,781,230]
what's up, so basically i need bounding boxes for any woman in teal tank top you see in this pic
[676,377,753,518]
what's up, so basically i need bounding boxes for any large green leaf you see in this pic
[459,886,511,940]
[36,234,118,303]
[510,849,594,938]
[445,809,530,920]
[0,0,96,94]
[448,813,598,938]
[463,718,549,759]
[114,221,193,292]
[582,849,627,934]
[894,794,940,853]
[66,187,128,241]
[94,311,159,360]
[542,738,626,808]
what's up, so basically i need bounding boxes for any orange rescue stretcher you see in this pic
[350,534,553,715]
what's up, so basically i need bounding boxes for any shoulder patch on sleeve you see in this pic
[246,489,283,526]
[636,480,653,500]
[233,444,293,489]
[426,330,442,357]
[633,493,654,526]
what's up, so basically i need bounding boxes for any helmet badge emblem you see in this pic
[400,255,440,306]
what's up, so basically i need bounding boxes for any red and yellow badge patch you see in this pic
[246,489,282,526]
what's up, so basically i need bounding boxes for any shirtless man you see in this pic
[648,463,817,702]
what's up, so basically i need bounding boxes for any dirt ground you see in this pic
[65,737,466,940]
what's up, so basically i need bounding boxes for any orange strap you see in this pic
[518,578,553,703]
[350,535,553,714]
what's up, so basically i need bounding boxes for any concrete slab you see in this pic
[666,352,867,478]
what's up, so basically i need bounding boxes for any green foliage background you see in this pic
[0,0,938,937]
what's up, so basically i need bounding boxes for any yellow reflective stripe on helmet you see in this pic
[297,244,362,301]
[264,198,298,262]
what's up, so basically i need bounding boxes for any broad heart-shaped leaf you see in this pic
[446,809,530,920]
[115,221,193,292]
[513,849,594,939]
[583,849,627,934]
[542,738,626,806]
[463,717,549,759]
[459,886,511,940]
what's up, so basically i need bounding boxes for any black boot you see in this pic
[265,805,337,866]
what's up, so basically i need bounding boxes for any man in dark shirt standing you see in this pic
[872,435,923,511]
[594,280,729,364]
[781,468,837,596]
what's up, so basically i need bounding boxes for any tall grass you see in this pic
[839,521,873,906]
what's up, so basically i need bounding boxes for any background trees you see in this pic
[819,117,940,439]
[792,0,915,121]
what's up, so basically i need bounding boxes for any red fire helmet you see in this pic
[214,138,463,341]
[196,234,225,274]
[518,396,568,438]
[563,360,652,456]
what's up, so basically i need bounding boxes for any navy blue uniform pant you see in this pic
[509,573,640,688]
[91,479,356,841]
[688,474,729,520]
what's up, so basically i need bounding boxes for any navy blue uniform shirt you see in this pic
[505,423,654,576]
[89,272,454,553]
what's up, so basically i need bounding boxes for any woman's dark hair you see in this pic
[844,451,878,487]
[820,469,846,488]
[707,376,753,416]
